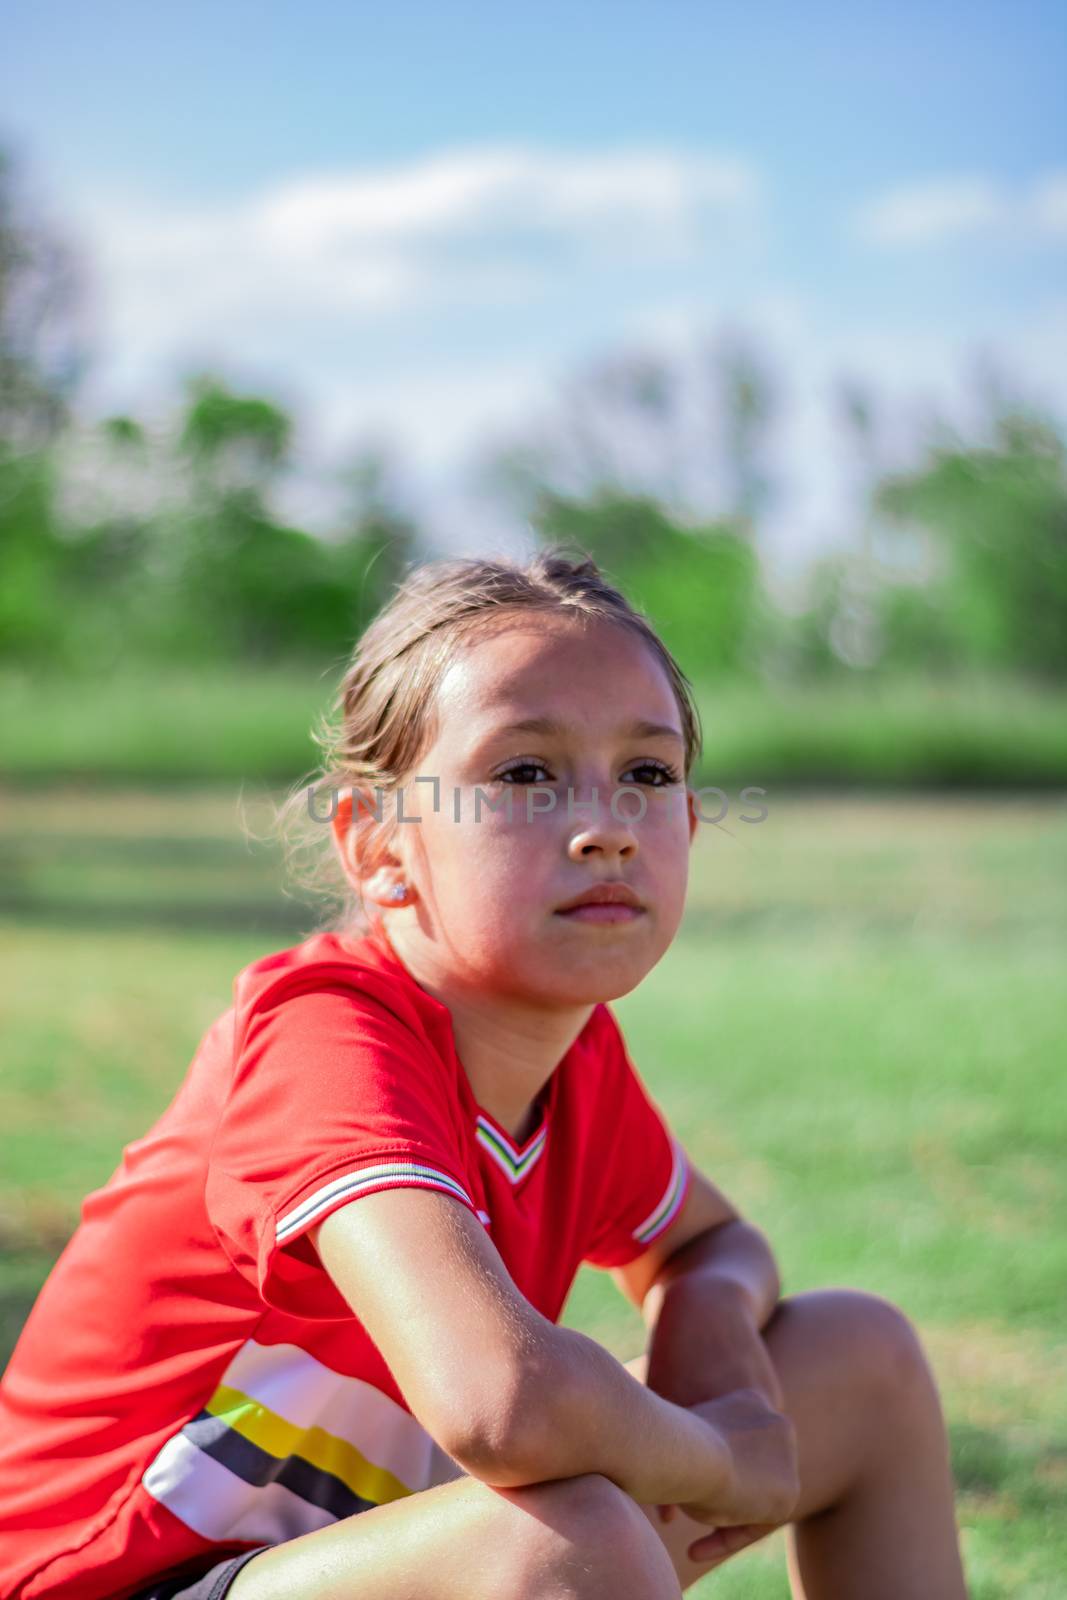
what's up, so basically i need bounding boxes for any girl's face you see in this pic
[376,613,698,1009]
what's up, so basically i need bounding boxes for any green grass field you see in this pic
[1,787,1065,1597]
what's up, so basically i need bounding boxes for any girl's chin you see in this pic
[467,925,663,1000]
[539,950,656,1003]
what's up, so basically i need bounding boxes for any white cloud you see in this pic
[256,147,755,252]
[1032,174,1067,236]
[855,178,1004,245]
[72,143,761,362]
[854,170,1067,246]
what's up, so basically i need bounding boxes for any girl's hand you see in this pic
[673,1387,799,1562]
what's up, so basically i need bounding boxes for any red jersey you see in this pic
[0,919,691,1600]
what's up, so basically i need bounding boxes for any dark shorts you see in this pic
[128,1546,270,1600]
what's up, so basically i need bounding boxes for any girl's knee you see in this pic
[838,1290,931,1398]
[501,1472,682,1599]
[789,1288,938,1419]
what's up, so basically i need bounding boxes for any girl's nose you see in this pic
[565,792,639,861]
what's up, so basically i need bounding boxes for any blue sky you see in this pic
[4,1,1065,571]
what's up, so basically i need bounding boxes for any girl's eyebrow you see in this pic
[479,715,685,747]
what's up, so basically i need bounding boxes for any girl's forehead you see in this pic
[435,617,681,734]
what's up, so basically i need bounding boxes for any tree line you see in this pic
[2,147,1065,687]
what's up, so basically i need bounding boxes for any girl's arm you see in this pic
[312,1187,790,1519]
[641,1222,787,1411]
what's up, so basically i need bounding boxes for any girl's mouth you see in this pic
[554,904,646,925]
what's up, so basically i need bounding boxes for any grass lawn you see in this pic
[1,788,1065,1597]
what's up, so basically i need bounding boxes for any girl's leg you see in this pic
[623,1288,969,1600]
[230,1466,684,1600]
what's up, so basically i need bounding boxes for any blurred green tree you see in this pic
[173,376,306,659]
[716,332,778,537]
[531,490,763,680]
[0,147,85,449]
[332,443,421,636]
[875,403,1067,682]
[0,146,88,663]
[480,332,781,680]
[165,381,419,664]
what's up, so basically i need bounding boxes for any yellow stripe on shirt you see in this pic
[204,1382,414,1506]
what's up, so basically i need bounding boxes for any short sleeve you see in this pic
[206,978,478,1315]
[581,1015,692,1271]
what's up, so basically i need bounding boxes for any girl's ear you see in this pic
[331,791,356,877]
[686,788,700,845]
[332,788,409,904]
[332,789,381,884]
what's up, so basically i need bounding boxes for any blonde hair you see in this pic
[272,544,703,936]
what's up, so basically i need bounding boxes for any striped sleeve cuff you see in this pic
[276,1158,482,1246]
[630,1136,689,1247]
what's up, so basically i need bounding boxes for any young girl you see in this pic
[0,549,968,1600]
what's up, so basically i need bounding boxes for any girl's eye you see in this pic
[496,761,550,785]
[495,760,681,787]
[624,762,682,787]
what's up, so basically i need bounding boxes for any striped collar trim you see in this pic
[475,1113,549,1184]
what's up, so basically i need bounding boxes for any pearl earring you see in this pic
[389,884,407,901]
